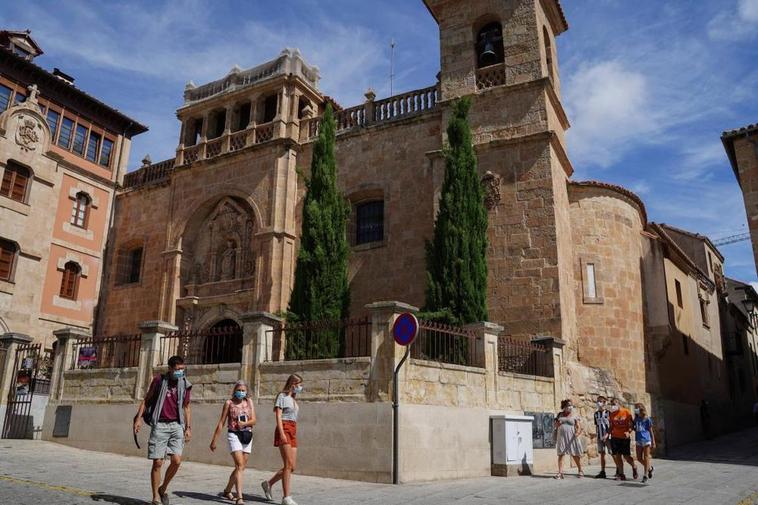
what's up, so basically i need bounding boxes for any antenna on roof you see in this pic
[390,38,396,96]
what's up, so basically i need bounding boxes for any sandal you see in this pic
[235,499,245,505]
[577,471,584,478]
[554,473,564,479]
[221,490,235,501]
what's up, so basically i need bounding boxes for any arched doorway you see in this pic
[202,319,243,364]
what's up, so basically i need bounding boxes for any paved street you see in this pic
[2,428,758,505]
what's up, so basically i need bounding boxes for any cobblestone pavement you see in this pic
[1,428,758,505]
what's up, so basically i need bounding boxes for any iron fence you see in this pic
[497,337,552,377]
[411,321,483,368]
[266,317,372,361]
[70,335,142,370]
[160,326,243,365]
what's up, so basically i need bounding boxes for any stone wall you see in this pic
[258,358,371,402]
[568,182,647,397]
[729,133,758,274]
[61,368,138,403]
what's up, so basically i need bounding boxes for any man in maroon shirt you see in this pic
[134,356,192,505]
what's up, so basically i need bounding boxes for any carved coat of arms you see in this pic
[16,117,40,151]
[481,171,502,211]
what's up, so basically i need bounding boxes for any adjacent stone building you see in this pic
[0,30,146,348]
[723,123,758,275]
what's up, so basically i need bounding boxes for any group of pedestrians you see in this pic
[133,356,304,505]
[554,395,656,483]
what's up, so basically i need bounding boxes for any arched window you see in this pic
[59,261,81,300]
[543,26,554,82]
[202,319,243,364]
[70,192,91,229]
[0,238,18,282]
[476,22,504,68]
[1,161,31,203]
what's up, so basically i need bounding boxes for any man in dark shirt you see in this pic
[134,356,192,505]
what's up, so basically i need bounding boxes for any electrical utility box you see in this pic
[491,415,534,476]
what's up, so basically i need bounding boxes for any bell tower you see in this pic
[424,0,576,346]
[424,0,567,100]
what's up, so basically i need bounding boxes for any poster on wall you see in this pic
[77,346,97,369]
[15,369,31,396]
[525,411,556,449]
[21,357,35,370]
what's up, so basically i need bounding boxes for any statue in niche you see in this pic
[219,239,237,281]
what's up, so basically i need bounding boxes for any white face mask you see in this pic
[634,408,640,415]
[293,385,303,394]
[597,401,606,409]
[610,405,619,412]
[567,405,574,412]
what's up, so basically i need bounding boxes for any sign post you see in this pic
[391,312,418,485]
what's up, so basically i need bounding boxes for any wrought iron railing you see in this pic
[265,317,372,362]
[497,336,552,377]
[70,334,142,370]
[411,321,483,368]
[160,326,243,365]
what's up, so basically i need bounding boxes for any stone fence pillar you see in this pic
[365,301,419,402]
[464,322,504,409]
[136,321,177,400]
[531,335,566,408]
[240,312,283,400]
[49,328,88,402]
[0,333,33,407]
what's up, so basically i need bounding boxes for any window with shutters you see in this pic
[0,161,31,203]
[70,192,91,229]
[0,238,18,282]
[59,261,81,300]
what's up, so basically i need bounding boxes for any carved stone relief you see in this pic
[481,171,502,211]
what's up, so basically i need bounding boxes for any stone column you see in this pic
[365,301,419,402]
[176,120,186,166]
[0,333,33,408]
[531,335,566,408]
[239,312,283,401]
[136,321,178,400]
[199,112,209,159]
[464,322,504,409]
[49,328,88,402]
[222,104,234,153]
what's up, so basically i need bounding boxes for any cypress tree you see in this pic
[424,97,489,326]
[287,105,350,359]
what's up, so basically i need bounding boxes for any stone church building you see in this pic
[94,0,720,418]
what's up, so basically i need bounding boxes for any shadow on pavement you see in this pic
[662,427,758,467]
[90,494,150,505]
[173,491,269,503]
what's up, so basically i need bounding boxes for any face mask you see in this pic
[610,405,619,412]
[597,402,606,409]
[634,408,640,415]
[293,385,303,394]
[567,405,573,412]
[172,370,184,379]
[234,391,247,400]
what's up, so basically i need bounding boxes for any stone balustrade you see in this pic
[476,62,507,90]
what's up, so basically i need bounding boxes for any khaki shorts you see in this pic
[148,421,184,460]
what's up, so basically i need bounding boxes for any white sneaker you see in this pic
[282,497,298,505]
[261,481,273,501]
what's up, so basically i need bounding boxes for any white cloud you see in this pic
[708,0,758,41]
[674,141,729,181]
[565,61,658,168]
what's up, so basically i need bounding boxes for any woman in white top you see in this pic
[261,374,302,505]
[210,380,256,505]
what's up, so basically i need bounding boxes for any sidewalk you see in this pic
[1,429,758,505]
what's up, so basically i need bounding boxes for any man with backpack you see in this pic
[133,355,192,505]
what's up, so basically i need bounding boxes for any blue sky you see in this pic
[2,0,757,281]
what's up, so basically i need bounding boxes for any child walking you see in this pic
[634,402,655,484]
[210,380,256,504]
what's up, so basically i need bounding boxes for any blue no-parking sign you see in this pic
[392,312,418,346]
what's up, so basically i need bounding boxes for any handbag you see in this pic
[235,430,253,445]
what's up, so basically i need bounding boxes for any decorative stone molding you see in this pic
[53,295,82,311]
[62,222,94,241]
[481,171,501,211]
[56,253,89,277]
[67,184,100,208]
